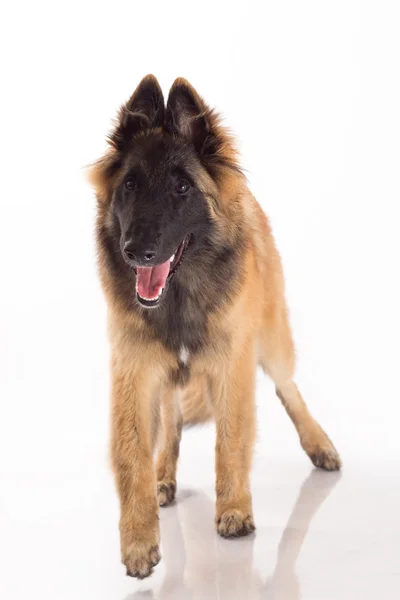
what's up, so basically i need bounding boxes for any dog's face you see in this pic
[113,132,214,307]
[91,76,239,309]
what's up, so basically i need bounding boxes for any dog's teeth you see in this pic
[170,254,175,262]
[137,287,164,302]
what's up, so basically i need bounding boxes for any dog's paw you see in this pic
[301,425,342,471]
[121,526,161,579]
[123,542,161,579]
[216,509,255,538]
[157,480,176,507]
[309,447,342,471]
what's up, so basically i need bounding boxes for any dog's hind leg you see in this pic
[180,376,214,426]
[156,388,183,506]
[259,302,341,471]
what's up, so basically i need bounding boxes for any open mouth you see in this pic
[135,236,191,307]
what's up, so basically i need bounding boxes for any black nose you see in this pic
[123,241,156,264]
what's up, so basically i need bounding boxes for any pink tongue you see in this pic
[136,259,171,300]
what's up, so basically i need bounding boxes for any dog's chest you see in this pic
[179,346,190,365]
[169,345,191,386]
[144,289,209,355]
[143,289,210,386]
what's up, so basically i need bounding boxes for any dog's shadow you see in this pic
[126,470,342,600]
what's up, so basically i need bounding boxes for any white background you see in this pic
[1,2,400,599]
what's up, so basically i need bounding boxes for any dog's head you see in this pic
[89,75,241,308]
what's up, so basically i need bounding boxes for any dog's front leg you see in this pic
[110,364,160,579]
[212,337,257,538]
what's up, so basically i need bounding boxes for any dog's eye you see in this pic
[125,177,135,191]
[175,180,190,194]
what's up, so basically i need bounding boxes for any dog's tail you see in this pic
[180,378,214,426]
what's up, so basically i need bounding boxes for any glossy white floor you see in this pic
[2,420,400,600]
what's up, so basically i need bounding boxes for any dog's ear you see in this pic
[109,74,165,151]
[166,78,212,153]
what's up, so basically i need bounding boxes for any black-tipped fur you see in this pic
[109,74,165,152]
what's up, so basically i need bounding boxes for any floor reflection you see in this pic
[127,469,342,600]
[262,470,342,599]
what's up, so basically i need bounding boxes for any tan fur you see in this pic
[180,376,214,425]
[89,76,340,578]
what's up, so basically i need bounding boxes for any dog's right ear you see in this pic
[88,75,165,201]
[108,74,165,152]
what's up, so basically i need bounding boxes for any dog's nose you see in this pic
[142,250,156,261]
[123,241,156,264]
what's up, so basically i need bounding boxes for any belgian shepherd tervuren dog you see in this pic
[89,75,341,579]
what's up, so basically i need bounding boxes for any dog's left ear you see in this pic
[166,78,212,153]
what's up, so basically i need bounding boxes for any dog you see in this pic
[88,74,341,579]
